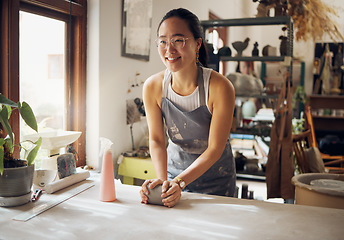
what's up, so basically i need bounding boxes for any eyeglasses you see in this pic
[155,37,190,50]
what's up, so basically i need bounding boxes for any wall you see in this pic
[87,0,344,169]
[86,0,254,169]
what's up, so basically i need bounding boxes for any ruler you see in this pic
[12,182,95,222]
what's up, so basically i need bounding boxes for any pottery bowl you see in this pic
[33,169,57,188]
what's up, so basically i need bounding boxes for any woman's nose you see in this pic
[165,41,176,52]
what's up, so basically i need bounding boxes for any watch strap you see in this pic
[174,176,186,190]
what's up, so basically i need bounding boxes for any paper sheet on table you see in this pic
[44,171,90,194]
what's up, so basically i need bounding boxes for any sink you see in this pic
[23,131,82,151]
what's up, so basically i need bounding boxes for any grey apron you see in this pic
[161,67,236,197]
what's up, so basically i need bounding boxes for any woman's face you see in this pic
[157,17,201,73]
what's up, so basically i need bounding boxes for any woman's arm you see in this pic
[141,72,183,207]
[140,72,183,207]
[174,70,235,186]
[142,72,168,181]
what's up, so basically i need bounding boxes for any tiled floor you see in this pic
[236,178,284,203]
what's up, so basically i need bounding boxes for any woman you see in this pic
[140,8,236,207]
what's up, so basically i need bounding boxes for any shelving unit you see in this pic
[201,15,295,101]
[309,95,344,132]
[201,16,295,109]
[201,16,294,180]
[201,16,294,66]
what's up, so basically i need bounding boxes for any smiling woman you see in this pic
[0,0,87,166]
[140,8,236,208]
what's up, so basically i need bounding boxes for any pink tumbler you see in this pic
[99,150,116,201]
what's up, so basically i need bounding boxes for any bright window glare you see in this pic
[19,11,66,164]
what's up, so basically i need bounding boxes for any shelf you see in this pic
[310,95,344,99]
[236,94,279,99]
[236,173,266,181]
[220,56,286,62]
[200,16,292,28]
[313,115,344,120]
[309,95,344,132]
[310,95,344,109]
[311,115,344,132]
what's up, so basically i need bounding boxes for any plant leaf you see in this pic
[5,105,12,119]
[5,138,14,154]
[27,137,42,166]
[0,106,14,144]
[0,93,17,107]
[19,101,38,132]
[0,146,4,176]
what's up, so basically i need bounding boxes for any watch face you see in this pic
[180,181,185,188]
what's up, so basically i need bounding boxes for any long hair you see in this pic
[157,8,208,67]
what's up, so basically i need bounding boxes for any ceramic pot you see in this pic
[292,173,344,209]
[0,162,34,206]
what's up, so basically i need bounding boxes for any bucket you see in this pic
[291,173,344,209]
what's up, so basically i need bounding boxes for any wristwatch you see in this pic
[174,176,186,190]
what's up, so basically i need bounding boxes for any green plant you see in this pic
[292,85,307,108]
[292,117,305,134]
[0,93,42,175]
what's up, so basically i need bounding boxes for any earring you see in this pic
[196,50,199,64]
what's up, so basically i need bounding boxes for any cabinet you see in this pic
[118,157,156,185]
[309,95,344,133]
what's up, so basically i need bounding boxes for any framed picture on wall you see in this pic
[121,0,153,61]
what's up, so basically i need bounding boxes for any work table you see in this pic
[1,172,343,240]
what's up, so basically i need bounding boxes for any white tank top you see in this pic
[163,66,212,112]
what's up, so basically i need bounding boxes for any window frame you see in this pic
[208,11,227,75]
[0,0,87,166]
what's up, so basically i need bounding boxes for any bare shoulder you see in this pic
[143,71,164,92]
[208,70,235,113]
[209,70,234,95]
[143,70,165,105]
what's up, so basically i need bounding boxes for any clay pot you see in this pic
[0,161,34,207]
[292,173,344,209]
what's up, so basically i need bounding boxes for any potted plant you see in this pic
[0,93,42,207]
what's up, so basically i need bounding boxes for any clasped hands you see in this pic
[140,178,182,208]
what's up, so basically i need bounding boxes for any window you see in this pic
[208,11,227,75]
[48,54,64,79]
[0,0,87,166]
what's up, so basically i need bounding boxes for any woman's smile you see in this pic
[166,56,181,62]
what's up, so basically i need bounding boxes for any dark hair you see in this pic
[158,8,208,67]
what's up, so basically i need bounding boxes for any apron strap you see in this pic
[162,67,206,107]
[197,66,206,106]
[162,69,171,98]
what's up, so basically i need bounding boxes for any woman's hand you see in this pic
[140,179,164,204]
[161,180,182,208]
[140,179,182,207]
